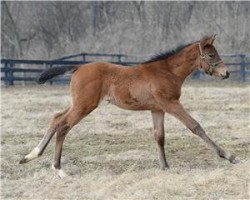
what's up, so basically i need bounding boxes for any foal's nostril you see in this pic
[222,71,230,79]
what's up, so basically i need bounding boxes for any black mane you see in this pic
[143,42,192,64]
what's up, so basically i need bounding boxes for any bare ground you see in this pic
[1,81,250,200]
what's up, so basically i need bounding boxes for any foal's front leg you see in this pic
[151,111,169,170]
[165,101,237,163]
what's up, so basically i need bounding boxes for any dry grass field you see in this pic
[1,81,250,200]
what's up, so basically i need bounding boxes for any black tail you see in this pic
[36,65,78,84]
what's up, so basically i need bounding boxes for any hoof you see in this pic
[52,165,68,179]
[229,155,239,164]
[19,147,40,164]
[19,157,28,164]
[57,170,68,178]
[160,165,170,171]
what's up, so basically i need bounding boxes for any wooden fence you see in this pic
[1,53,250,85]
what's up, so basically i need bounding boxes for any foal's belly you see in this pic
[104,84,160,111]
[107,96,158,110]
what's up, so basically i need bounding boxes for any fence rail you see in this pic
[1,53,250,85]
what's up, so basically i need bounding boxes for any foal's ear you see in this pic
[200,34,216,47]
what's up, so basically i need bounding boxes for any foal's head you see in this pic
[197,35,230,79]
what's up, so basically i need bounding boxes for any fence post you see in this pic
[82,54,86,62]
[49,63,53,85]
[240,55,246,82]
[117,55,122,63]
[9,61,14,86]
[3,61,9,85]
[192,70,201,79]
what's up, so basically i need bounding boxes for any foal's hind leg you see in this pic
[52,103,98,178]
[19,108,69,164]
[151,111,169,170]
[166,101,237,164]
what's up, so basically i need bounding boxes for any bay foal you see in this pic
[20,35,236,177]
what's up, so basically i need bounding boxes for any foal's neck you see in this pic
[171,52,199,82]
[154,44,199,84]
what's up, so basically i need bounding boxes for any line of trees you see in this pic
[1,1,250,60]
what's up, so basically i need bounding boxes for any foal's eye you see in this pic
[208,54,215,59]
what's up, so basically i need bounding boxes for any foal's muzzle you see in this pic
[222,71,230,79]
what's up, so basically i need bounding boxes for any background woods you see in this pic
[1,1,250,60]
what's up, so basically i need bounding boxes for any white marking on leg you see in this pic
[224,152,232,160]
[52,165,68,178]
[24,147,40,161]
